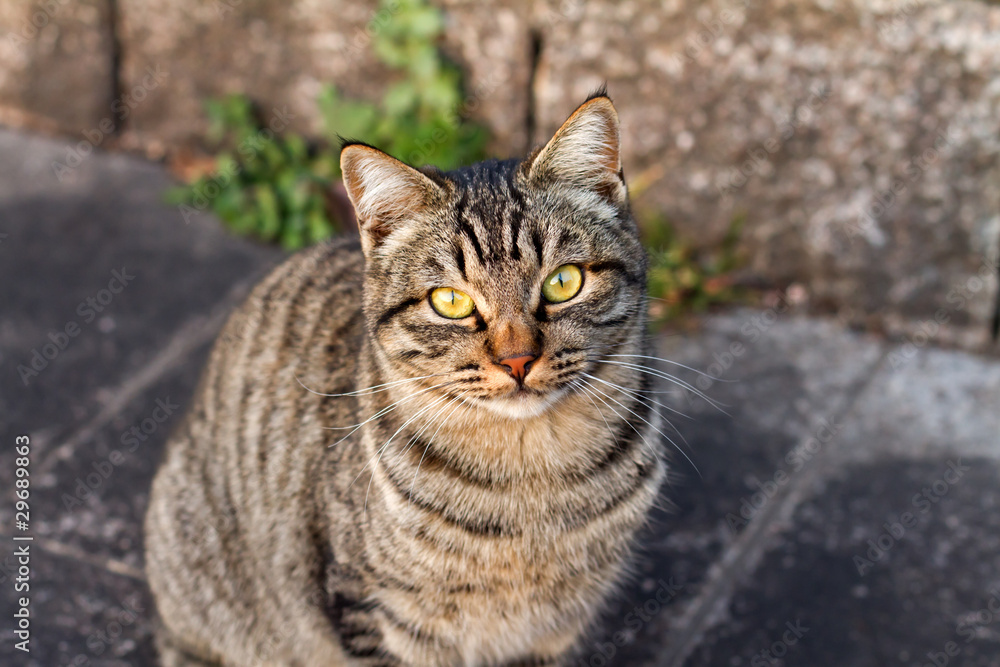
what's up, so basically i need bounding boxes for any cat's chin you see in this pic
[475,387,569,420]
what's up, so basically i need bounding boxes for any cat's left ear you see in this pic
[525,92,626,207]
[340,143,445,256]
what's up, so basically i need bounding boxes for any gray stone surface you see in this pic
[536,0,1000,351]
[0,0,115,134]
[0,128,282,665]
[113,0,533,157]
[3,128,1000,667]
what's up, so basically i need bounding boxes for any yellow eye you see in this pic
[430,287,476,319]
[541,264,583,303]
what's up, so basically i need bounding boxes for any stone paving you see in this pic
[2,128,999,666]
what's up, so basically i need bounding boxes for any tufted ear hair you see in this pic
[340,142,446,257]
[525,92,626,207]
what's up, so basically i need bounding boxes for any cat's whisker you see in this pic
[324,380,454,431]
[568,378,621,449]
[394,390,462,464]
[325,381,457,452]
[357,393,454,512]
[577,382,663,469]
[581,379,701,478]
[581,372,692,421]
[409,392,468,499]
[582,372,695,453]
[594,360,730,414]
[603,354,735,382]
[296,372,449,398]
[564,342,692,396]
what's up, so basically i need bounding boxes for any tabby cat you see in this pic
[145,91,666,666]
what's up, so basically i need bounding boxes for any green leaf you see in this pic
[384,81,418,117]
[255,185,280,239]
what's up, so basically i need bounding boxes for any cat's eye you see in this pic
[541,264,583,303]
[430,287,476,319]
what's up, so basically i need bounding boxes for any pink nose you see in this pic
[499,354,537,383]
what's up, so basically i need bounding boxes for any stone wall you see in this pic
[2,0,998,351]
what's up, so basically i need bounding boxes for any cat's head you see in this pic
[341,92,646,419]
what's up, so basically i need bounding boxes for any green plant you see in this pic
[168,0,747,319]
[645,214,746,322]
[168,0,488,250]
[168,96,337,249]
[318,0,488,170]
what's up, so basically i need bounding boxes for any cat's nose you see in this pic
[498,354,537,384]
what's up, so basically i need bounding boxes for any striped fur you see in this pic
[145,93,665,666]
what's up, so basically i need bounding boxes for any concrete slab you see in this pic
[836,345,1000,464]
[0,127,281,475]
[680,457,1000,667]
[0,129,279,663]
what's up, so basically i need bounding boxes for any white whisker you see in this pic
[582,379,701,477]
[582,372,692,421]
[409,392,468,499]
[578,382,662,467]
[324,381,455,452]
[569,378,621,449]
[604,354,735,382]
[358,393,453,512]
[394,390,462,465]
[594,360,729,414]
[582,372,695,455]
[296,372,448,398]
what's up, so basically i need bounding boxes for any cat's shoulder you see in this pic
[251,235,364,298]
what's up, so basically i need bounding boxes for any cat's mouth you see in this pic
[475,384,569,419]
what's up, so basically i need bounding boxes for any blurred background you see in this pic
[2,1,1000,666]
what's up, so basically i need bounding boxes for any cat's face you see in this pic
[342,95,646,419]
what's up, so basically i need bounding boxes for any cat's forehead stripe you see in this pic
[505,168,526,261]
[455,245,466,279]
[445,159,533,267]
[454,189,486,265]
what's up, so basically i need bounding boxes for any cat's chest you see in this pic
[371,529,619,652]
[419,542,615,663]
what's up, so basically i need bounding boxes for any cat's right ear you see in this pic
[340,143,444,257]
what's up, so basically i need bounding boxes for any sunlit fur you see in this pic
[146,92,666,666]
